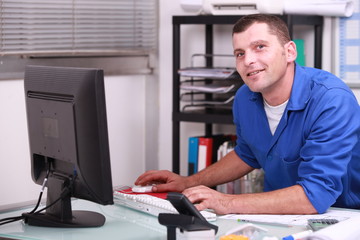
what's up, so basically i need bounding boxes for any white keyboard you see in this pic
[113,187,217,222]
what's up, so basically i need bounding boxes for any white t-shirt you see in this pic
[263,99,289,135]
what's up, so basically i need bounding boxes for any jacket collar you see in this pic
[287,64,311,111]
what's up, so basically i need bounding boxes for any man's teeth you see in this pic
[248,70,261,76]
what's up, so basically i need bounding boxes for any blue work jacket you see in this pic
[233,64,360,213]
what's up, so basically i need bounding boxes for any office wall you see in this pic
[0,75,152,209]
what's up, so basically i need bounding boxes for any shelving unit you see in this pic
[172,15,324,174]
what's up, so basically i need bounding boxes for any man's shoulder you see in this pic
[298,67,359,111]
[291,65,358,109]
[299,66,349,90]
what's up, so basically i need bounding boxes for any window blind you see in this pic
[0,0,157,56]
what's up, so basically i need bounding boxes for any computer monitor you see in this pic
[23,65,114,228]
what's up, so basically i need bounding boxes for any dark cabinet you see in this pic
[172,15,324,173]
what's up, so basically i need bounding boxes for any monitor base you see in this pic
[22,210,105,228]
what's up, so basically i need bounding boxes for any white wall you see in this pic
[157,0,185,172]
[0,75,150,209]
[0,79,38,208]
[105,76,149,186]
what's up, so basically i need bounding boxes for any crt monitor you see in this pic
[23,65,114,227]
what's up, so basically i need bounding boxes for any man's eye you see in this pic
[258,45,265,49]
[236,52,244,57]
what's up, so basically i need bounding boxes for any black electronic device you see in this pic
[166,192,207,221]
[158,192,218,240]
[307,218,339,231]
[22,65,113,228]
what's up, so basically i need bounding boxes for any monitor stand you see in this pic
[22,175,105,228]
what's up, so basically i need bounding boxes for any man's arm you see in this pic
[135,150,318,214]
[184,184,317,215]
[184,151,317,214]
[187,150,254,188]
[135,150,253,193]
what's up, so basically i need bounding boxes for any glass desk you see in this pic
[0,199,310,240]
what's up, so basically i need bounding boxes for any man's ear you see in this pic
[285,41,297,63]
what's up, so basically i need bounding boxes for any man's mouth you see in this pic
[247,69,264,76]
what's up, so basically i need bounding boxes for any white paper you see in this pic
[284,0,354,17]
[219,208,360,226]
[304,216,360,240]
[178,68,236,79]
[181,95,235,105]
[180,0,202,12]
[180,84,236,93]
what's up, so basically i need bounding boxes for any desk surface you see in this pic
[0,199,309,240]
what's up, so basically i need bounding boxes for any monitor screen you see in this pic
[23,65,113,228]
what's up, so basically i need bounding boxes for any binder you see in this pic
[188,137,199,175]
[197,137,213,172]
[188,134,236,174]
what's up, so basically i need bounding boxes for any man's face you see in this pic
[232,22,293,95]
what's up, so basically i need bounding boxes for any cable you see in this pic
[0,160,52,226]
[0,160,79,226]
[28,164,51,215]
[33,170,77,214]
[0,216,24,226]
[32,184,72,215]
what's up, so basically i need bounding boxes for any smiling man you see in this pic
[135,14,360,215]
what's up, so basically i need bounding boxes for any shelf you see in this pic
[173,111,233,124]
[172,14,324,174]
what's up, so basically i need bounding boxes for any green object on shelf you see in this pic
[294,39,305,66]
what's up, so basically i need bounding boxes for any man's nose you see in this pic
[244,52,256,66]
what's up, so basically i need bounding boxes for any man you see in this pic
[135,14,360,215]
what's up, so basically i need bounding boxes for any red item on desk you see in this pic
[115,187,168,200]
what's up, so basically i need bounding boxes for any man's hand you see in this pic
[183,185,235,215]
[134,170,190,193]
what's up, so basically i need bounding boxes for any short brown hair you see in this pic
[232,14,291,45]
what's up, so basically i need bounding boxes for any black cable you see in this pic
[0,160,52,226]
[0,182,72,226]
[0,216,24,226]
[27,170,77,216]
[33,185,72,215]
[0,162,78,227]
[28,165,51,215]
